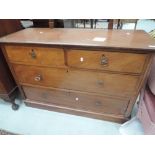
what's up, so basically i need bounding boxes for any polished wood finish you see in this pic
[67,49,147,74]
[0,28,155,51]
[13,64,139,97]
[5,46,65,67]
[0,28,154,122]
[23,86,129,115]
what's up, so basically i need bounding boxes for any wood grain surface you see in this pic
[0,28,155,51]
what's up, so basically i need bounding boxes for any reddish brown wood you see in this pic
[0,28,155,52]
[5,45,65,67]
[23,86,129,116]
[0,19,22,109]
[67,49,147,74]
[0,50,17,93]
[0,19,22,36]
[13,64,140,98]
[0,28,154,122]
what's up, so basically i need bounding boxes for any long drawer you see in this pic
[23,86,129,115]
[5,45,65,67]
[13,64,140,97]
[67,49,147,74]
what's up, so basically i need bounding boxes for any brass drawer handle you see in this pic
[34,75,42,81]
[29,49,36,59]
[100,54,108,66]
[95,101,102,106]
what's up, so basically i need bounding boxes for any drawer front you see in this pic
[23,86,129,115]
[5,45,65,67]
[67,50,147,73]
[14,64,140,97]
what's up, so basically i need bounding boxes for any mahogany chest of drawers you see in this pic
[0,28,155,123]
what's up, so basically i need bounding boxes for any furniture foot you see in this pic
[11,102,19,110]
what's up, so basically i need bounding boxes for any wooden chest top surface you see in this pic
[0,28,155,52]
[0,28,154,122]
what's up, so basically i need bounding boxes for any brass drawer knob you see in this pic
[29,49,36,59]
[100,54,108,66]
[34,75,42,81]
[95,101,102,106]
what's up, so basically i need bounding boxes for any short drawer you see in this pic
[5,45,65,67]
[23,86,129,115]
[67,50,147,74]
[14,64,140,97]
